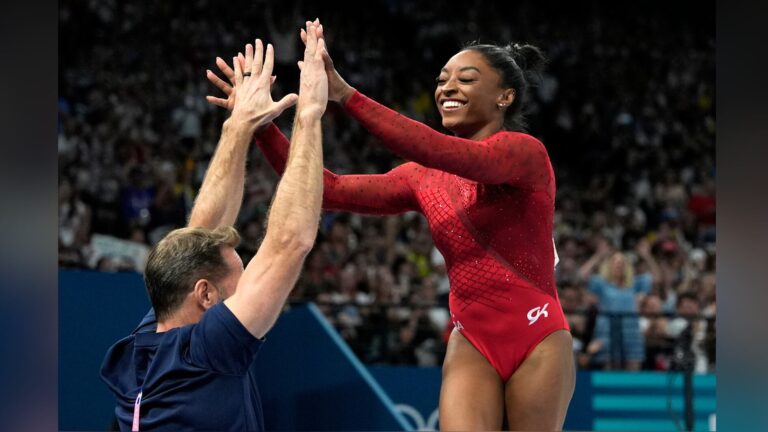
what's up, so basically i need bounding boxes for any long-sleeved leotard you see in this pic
[254,91,568,380]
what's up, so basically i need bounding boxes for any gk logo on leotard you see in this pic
[527,303,549,326]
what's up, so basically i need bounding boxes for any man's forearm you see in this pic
[188,119,253,229]
[262,112,323,247]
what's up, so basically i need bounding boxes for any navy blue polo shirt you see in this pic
[100,303,264,431]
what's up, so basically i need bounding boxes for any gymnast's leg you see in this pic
[439,329,504,430]
[504,330,576,431]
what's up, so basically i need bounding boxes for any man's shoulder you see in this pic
[186,303,264,375]
[195,303,262,344]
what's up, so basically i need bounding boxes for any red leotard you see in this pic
[255,91,568,380]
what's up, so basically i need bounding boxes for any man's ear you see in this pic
[192,279,218,310]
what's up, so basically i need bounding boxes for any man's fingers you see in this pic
[244,43,254,74]
[206,70,232,95]
[304,21,317,53]
[206,95,229,109]
[233,56,243,87]
[303,21,312,47]
[302,24,325,45]
[261,43,275,80]
[297,60,304,71]
[253,39,264,76]
[238,53,246,72]
[216,57,236,85]
[271,75,277,86]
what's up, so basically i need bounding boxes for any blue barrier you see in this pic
[367,366,442,430]
[59,270,150,431]
[255,303,410,430]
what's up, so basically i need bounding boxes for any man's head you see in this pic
[144,226,243,323]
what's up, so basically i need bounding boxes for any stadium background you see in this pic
[59,0,715,430]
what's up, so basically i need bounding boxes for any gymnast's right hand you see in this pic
[299,19,356,105]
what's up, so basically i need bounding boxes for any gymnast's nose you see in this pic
[441,77,458,95]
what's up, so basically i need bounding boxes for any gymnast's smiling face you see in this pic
[434,50,511,140]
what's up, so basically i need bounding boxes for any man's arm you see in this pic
[189,40,297,229]
[186,122,251,229]
[136,40,297,331]
[225,21,327,338]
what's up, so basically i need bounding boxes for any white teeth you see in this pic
[442,100,465,109]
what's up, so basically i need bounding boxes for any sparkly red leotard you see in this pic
[255,91,568,380]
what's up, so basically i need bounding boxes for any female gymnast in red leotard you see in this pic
[206,20,574,431]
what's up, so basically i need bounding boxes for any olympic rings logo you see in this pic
[395,404,439,431]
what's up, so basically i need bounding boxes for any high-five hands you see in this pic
[207,39,297,129]
[298,20,356,104]
[206,19,353,112]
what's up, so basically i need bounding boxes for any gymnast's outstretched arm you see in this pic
[342,91,551,189]
[302,24,552,191]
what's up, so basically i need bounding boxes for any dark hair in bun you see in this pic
[462,41,546,132]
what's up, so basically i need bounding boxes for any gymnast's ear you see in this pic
[498,88,515,107]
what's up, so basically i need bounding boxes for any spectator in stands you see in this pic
[638,293,671,370]
[577,237,661,370]
[59,177,92,268]
[666,291,710,373]
[559,283,587,355]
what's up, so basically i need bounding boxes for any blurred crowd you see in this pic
[59,0,715,371]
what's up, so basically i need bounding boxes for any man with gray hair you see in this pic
[101,21,328,431]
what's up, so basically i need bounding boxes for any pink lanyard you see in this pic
[132,389,143,431]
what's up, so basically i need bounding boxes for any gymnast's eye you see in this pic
[436,77,447,84]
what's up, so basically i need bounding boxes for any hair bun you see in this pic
[506,43,546,75]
